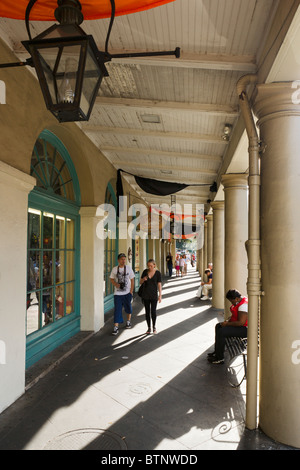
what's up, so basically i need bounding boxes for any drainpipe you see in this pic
[236,74,261,431]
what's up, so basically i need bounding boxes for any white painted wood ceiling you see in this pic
[0,0,280,207]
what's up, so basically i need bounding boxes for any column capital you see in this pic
[211,200,224,211]
[0,160,35,193]
[80,206,98,217]
[221,173,248,190]
[206,214,213,221]
[254,82,300,126]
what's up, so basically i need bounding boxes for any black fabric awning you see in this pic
[116,169,217,216]
[117,169,216,198]
[134,175,188,196]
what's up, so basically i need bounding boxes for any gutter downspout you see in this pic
[237,74,261,431]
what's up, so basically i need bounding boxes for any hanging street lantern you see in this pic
[22,0,109,122]
[0,0,180,123]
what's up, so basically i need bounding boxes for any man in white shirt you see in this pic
[110,253,135,335]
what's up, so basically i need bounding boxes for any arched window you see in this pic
[30,131,80,204]
[26,130,81,368]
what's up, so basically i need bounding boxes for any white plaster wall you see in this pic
[0,162,35,413]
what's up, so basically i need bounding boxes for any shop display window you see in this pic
[27,209,76,335]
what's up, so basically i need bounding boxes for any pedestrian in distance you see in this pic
[166,252,173,277]
[175,256,180,277]
[110,253,135,336]
[200,268,213,300]
[140,259,162,335]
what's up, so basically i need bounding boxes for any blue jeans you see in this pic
[114,293,132,324]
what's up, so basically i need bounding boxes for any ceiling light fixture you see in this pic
[222,123,233,141]
[0,0,180,122]
[141,114,161,124]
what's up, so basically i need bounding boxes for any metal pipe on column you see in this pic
[236,74,261,430]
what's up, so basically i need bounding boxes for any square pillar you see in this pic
[80,207,104,332]
[0,162,35,413]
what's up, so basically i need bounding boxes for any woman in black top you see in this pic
[140,259,162,334]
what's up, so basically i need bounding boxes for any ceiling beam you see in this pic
[14,46,256,73]
[99,145,222,162]
[106,50,257,73]
[85,127,227,145]
[93,96,239,116]
[111,160,217,175]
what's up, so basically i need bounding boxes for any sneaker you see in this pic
[146,329,151,335]
[208,356,224,364]
[153,327,157,334]
[125,321,132,329]
[207,351,216,357]
[200,296,209,301]
[112,326,119,336]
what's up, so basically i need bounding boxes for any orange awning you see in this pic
[0,0,175,21]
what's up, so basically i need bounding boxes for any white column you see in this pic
[80,207,104,332]
[203,221,208,279]
[211,201,225,309]
[221,174,248,319]
[0,162,35,413]
[206,214,213,266]
[254,82,300,448]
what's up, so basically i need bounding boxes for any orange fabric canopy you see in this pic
[0,0,175,21]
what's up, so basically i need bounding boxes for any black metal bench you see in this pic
[225,336,248,388]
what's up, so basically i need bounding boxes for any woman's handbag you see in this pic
[138,283,145,298]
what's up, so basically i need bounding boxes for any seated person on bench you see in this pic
[199,269,213,300]
[207,289,248,364]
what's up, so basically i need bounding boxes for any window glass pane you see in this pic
[28,209,41,249]
[66,282,74,315]
[26,292,40,335]
[55,251,65,284]
[66,251,75,282]
[42,288,53,327]
[56,216,65,249]
[28,252,38,292]
[55,285,65,320]
[43,251,53,288]
[43,213,53,249]
[66,218,75,249]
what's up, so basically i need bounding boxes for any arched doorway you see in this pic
[26,130,81,368]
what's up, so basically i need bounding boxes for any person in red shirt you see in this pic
[207,289,248,364]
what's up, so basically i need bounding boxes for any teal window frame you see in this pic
[26,130,81,369]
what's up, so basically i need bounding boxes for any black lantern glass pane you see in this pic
[37,47,59,103]
[80,44,102,115]
[37,44,82,105]
[55,46,81,105]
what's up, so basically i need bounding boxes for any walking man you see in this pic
[110,253,135,335]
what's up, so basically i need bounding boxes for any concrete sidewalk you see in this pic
[0,268,295,450]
